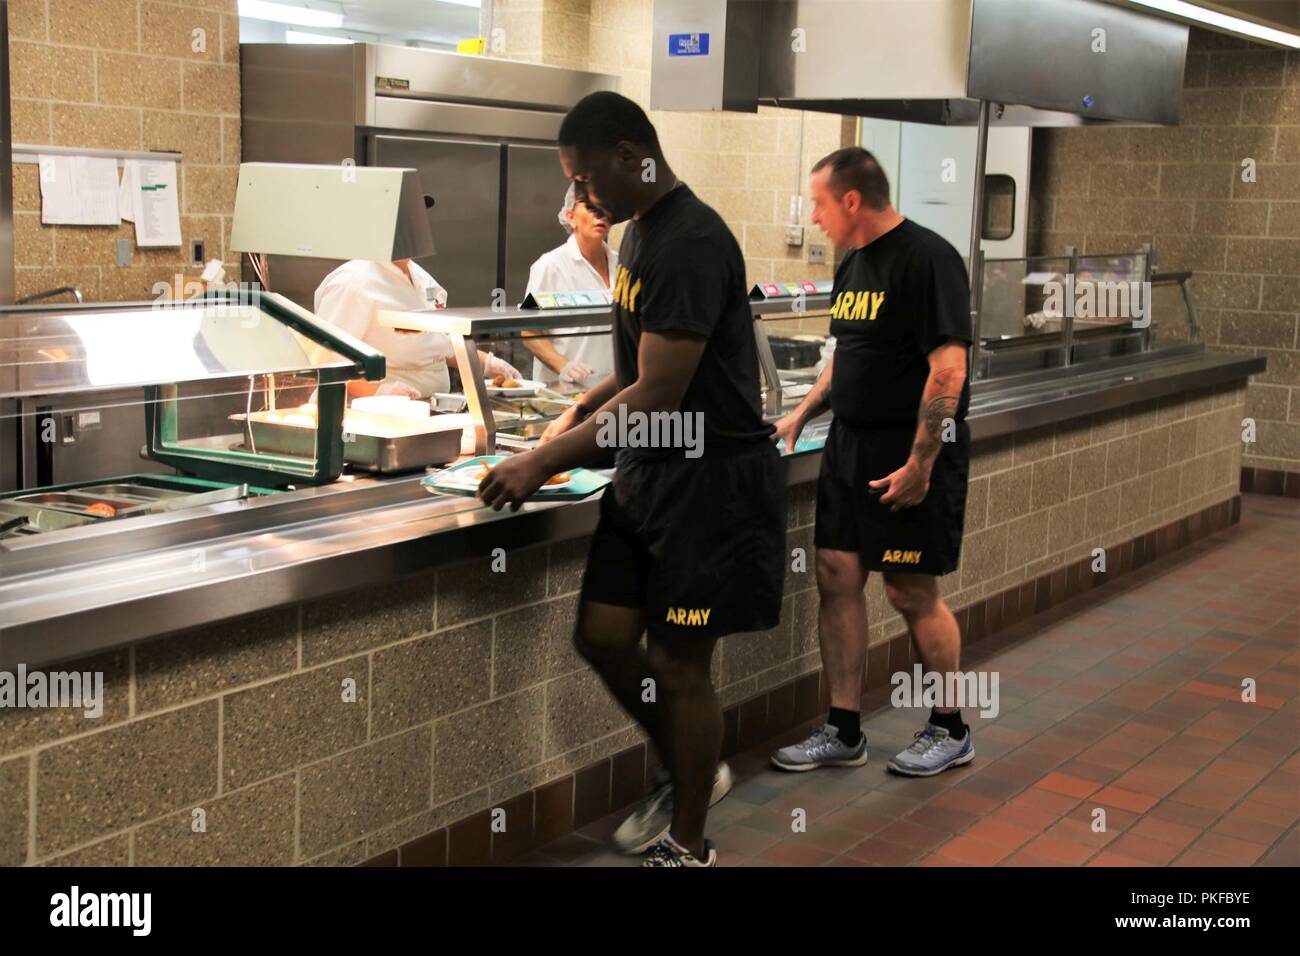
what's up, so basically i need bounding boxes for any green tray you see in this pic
[421,455,610,502]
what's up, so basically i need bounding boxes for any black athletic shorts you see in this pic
[580,442,786,639]
[814,418,969,576]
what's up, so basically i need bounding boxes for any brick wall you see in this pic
[491,0,849,285]
[7,0,241,303]
[1029,28,1299,478]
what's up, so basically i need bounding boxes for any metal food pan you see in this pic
[492,410,547,426]
[496,421,553,440]
[0,501,98,532]
[76,484,189,502]
[234,414,463,473]
[491,395,573,417]
[13,492,139,513]
[769,336,823,370]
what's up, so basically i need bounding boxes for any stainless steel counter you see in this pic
[967,345,1263,439]
[0,347,1263,668]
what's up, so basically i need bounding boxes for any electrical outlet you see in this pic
[783,225,804,247]
[808,243,826,264]
[190,239,205,266]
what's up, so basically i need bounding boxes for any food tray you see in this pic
[421,455,611,501]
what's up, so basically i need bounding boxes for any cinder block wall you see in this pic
[7,0,242,301]
[492,0,851,286]
[1029,27,1299,478]
[0,383,1245,865]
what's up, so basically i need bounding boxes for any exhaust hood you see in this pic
[651,0,1190,126]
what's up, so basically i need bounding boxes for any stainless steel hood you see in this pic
[652,0,1189,126]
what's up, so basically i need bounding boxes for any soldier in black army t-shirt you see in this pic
[769,147,978,781]
[479,92,786,867]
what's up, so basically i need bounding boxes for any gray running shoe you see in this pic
[641,836,717,867]
[613,762,734,855]
[886,723,975,776]
[770,723,868,772]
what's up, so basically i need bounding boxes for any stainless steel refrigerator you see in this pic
[241,43,620,311]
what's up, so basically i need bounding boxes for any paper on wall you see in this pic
[38,155,121,226]
[129,160,182,248]
[118,162,136,222]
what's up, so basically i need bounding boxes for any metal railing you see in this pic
[16,285,84,305]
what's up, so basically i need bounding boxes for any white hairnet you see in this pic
[558,182,576,234]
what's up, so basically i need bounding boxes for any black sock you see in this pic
[827,707,861,747]
[929,709,967,740]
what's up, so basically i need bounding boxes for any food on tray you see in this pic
[491,375,523,389]
[460,466,568,486]
[85,502,117,518]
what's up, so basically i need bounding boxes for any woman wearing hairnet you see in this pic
[521,183,618,391]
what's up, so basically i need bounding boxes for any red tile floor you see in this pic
[522,494,1299,867]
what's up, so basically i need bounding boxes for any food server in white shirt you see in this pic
[521,183,618,391]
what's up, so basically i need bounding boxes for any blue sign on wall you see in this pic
[668,33,709,56]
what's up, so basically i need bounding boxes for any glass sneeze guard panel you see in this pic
[971,249,1192,382]
[0,293,385,488]
[0,300,355,401]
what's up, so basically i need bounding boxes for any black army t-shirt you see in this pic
[610,183,773,459]
[829,218,972,429]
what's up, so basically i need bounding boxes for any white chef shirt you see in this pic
[524,234,617,388]
[312,260,453,397]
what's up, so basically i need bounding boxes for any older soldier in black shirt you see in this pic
[771,147,976,778]
[480,92,785,867]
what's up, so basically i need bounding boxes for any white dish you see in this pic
[484,378,544,397]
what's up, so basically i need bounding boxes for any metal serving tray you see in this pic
[232,411,463,473]
[76,484,189,502]
[0,501,97,534]
[0,482,251,540]
[13,492,139,513]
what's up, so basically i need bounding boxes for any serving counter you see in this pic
[0,333,1262,667]
[0,273,1265,866]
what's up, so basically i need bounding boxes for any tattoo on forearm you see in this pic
[924,396,958,443]
[911,364,965,463]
